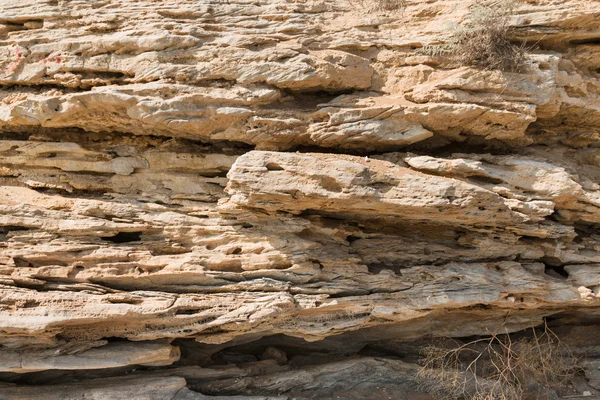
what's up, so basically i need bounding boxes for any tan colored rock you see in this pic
[0,0,600,397]
[403,151,600,224]
[0,0,597,151]
[226,151,548,232]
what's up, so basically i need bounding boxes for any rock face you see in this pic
[1,0,600,398]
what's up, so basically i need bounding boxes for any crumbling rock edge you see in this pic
[1,0,600,398]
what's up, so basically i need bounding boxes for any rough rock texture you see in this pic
[1,0,600,398]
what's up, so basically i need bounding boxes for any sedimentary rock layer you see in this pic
[1,0,600,398]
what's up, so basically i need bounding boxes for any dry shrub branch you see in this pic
[416,322,581,400]
[421,0,526,71]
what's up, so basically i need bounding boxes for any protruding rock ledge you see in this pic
[0,341,180,373]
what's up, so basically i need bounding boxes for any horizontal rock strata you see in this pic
[1,0,600,398]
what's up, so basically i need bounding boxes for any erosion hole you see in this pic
[101,231,142,243]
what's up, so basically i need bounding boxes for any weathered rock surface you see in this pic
[0,341,179,374]
[1,0,600,398]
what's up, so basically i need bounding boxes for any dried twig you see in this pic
[416,323,581,400]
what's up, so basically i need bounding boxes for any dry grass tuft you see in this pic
[357,0,406,12]
[421,0,526,71]
[416,322,581,400]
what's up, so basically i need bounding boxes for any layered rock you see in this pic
[1,0,600,398]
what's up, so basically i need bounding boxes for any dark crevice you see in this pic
[404,136,524,156]
[65,69,130,79]
[167,137,254,154]
[0,127,254,154]
[149,247,191,256]
[459,303,493,311]
[468,175,505,185]
[1,19,43,31]
[345,235,362,243]
[12,256,37,268]
[0,225,31,234]
[544,210,563,224]
[210,351,258,365]
[573,222,600,244]
[100,231,143,244]
[0,122,527,160]
[543,260,569,280]
[28,186,109,198]
[265,162,284,171]
[287,134,527,157]
[174,309,203,315]
[198,171,229,178]
[570,37,600,45]
[184,78,238,89]
[367,263,403,276]
[280,89,354,108]
[0,83,87,92]
[105,298,143,305]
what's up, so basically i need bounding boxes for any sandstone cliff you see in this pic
[1,0,600,398]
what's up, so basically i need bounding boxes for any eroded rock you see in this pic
[1,0,600,398]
